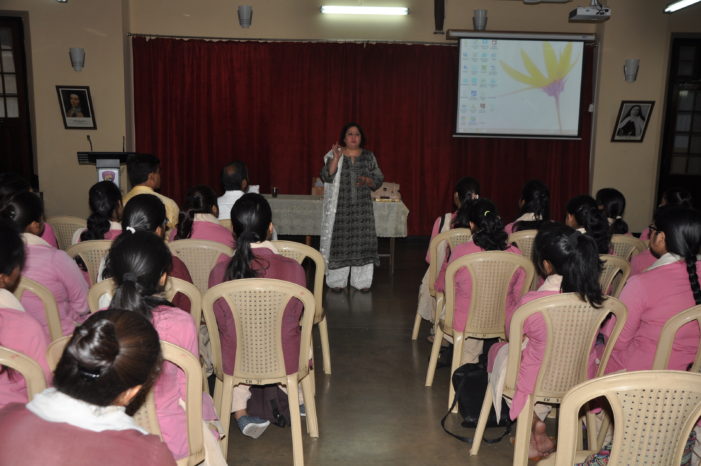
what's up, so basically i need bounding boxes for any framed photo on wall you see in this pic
[56,85,96,129]
[611,100,654,142]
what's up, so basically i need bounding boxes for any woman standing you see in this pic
[320,122,384,292]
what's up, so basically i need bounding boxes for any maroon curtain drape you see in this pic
[133,38,592,235]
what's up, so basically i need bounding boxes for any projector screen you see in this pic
[455,38,585,138]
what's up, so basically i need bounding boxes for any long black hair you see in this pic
[224,193,271,280]
[596,188,628,235]
[654,206,701,305]
[121,194,166,235]
[0,191,43,233]
[534,222,604,308]
[455,198,508,251]
[514,180,550,232]
[566,195,611,254]
[81,181,122,241]
[175,185,218,240]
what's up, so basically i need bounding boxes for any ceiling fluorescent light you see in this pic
[321,6,409,15]
[664,0,701,13]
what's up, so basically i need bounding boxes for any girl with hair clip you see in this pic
[73,181,123,244]
[565,195,612,254]
[488,223,604,460]
[505,180,550,234]
[208,193,306,439]
[0,219,51,410]
[105,233,224,464]
[0,309,176,466]
[434,199,525,364]
[595,187,629,235]
[0,191,88,337]
[0,172,59,248]
[170,185,234,248]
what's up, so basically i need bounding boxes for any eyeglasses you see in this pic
[648,224,658,233]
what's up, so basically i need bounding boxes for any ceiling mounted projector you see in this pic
[569,0,611,22]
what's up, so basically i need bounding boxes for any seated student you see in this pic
[105,233,223,464]
[600,206,701,373]
[487,223,604,460]
[171,185,235,248]
[434,199,525,363]
[0,309,176,466]
[505,180,550,234]
[0,220,51,410]
[122,154,179,233]
[0,191,88,337]
[565,195,611,254]
[0,172,58,248]
[595,187,629,235]
[217,161,248,221]
[208,193,305,439]
[72,180,123,244]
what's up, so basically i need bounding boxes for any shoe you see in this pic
[237,415,270,439]
[359,287,371,293]
[299,404,306,417]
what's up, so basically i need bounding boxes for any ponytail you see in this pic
[567,195,611,254]
[514,180,550,232]
[0,191,43,232]
[457,198,508,251]
[595,188,628,235]
[82,181,122,241]
[175,185,217,240]
[454,177,480,208]
[224,193,271,281]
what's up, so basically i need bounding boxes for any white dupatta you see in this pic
[320,150,343,274]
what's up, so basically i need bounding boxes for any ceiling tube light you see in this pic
[321,6,409,15]
[664,0,701,13]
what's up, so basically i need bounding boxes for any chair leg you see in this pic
[449,333,464,412]
[596,411,611,451]
[301,374,319,438]
[318,317,332,374]
[469,382,494,456]
[411,310,422,340]
[585,408,598,451]
[287,376,305,466]
[218,376,234,459]
[512,396,534,466]
[425,325,445,386]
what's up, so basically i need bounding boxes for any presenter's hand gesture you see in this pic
[357,176,374,188]
[331,143,343,160]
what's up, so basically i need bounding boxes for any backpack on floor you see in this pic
[247,385,290,428]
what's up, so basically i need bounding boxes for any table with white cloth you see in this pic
[263,194,409,274]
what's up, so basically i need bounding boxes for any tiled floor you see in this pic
[224,237,515,465]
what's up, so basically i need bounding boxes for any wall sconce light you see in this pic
[69,47,85,71]
[624,58,639,82]
[473,9,487,31]
[238,5,253,28]
[321,6,409,15]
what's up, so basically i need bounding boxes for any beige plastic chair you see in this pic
[411,228,472,340]
[46,216,87,251]
[219,219,233,231]
[66,240,113,285]
[168,239,233,294]
[652,304,701,371]
[610,234,646,261]
[202,278,318,465]
[0,346,47,399]
[469,293,628,464]
[425,251,535,411]
[14,276,63,341]
[46,335,70,370]
[538,371,701,466]
[599,254,630,298]
[273,240,331,375]
[508,229,538,290]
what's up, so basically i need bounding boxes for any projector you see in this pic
[569,6,611,22]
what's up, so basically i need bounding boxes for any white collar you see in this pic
[22,232,52,248]
[27,388,147,434]
[645,252,701,272]
[538,274,563,292]
[194,213,220,225]
[250,241,279,254]
[576,227,586,234]
[0,289,25,311]
[221,190,245,199]
[514,212,540,223]
[109,220,121,230]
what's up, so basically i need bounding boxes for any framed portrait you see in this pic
[611,100,654,142]
[56,85,96,129]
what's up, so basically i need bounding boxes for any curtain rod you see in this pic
[126,32,456,46]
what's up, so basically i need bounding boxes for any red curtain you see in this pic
[133,38,592,235]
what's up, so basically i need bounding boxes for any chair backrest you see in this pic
[444,251,535,338]
[427,228,472,296]
[554,371,701,466]
[652,304,701,371]
[46,216,86,251]
[508,229,538,264]
[504,293,628,403]
[46,335,70,370]
[65,240,113,285]
[610,234,647,261]
[14,276,63,341]
[272,240,325,324]
[0,346,47,399]
[219,219,233,231]
[168,239,233,294]
[202,278,315,384]
[599,254,631,298]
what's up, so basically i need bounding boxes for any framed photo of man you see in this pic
[56,86,96,129]
[611,100,654,142]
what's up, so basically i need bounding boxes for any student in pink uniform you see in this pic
[595,187,630,235]
[208,193,306,439]
[504,180,550,235]
[488,223,604,460]
[0,309,176,466]
[106,232,223,464]
[73,181,123,244]
[565,195,611,254]
[0,220,51,410]
[171,185,234,249]
[1,191,88,337]
[0,173,58,248]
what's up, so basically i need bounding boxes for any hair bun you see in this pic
[68,319,120,378]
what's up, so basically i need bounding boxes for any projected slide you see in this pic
[456,38,584,138]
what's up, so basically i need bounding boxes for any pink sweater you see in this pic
[169,215,235,249]
[40,223,59,249]
[630,249,656,276]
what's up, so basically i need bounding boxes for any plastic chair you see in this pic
[599,254,630,298]
[0,346,47,399]
[14,276,63,341]
[538,371,701,466]
[424,250,535,410]
[610,234,646,261]
[411,228,472,340]
[469,293,628,465]
[46,216,86,251]
[66,240,113,285]
[652,304,701,371]
[219,219,233,231]
[46,335,70,370]
[202,278,318,465]
[273,240,331,375]
[168,239,233,294]
[508,229,538,290]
